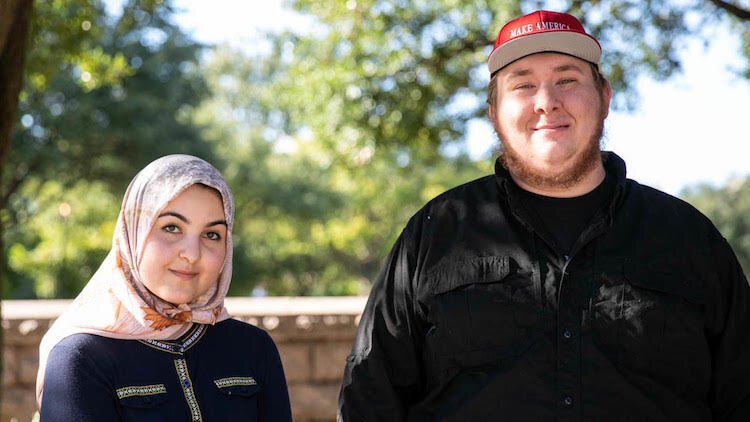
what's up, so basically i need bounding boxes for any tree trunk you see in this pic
[0,0,35,406]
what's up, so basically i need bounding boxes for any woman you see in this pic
[36,154,291,421]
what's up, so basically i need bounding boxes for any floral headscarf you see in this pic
[36,154,234,405]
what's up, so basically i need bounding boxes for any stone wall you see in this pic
[1,297,367,422]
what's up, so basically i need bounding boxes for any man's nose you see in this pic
[533,84,561,114]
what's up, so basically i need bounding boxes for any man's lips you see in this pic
[533,123,569,131]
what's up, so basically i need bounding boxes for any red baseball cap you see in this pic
[487,10,601,74]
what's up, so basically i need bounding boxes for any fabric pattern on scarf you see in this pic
[36,154,235,405]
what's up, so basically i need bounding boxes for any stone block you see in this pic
[289,383,339,422]
[0,386,38,422]
[19,348,40,385]
[3,346,18,386]
[4,319,52,346]
[277,343,311,383]
[312,341,351,382]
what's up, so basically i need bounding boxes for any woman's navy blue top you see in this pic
[40,319,292,421]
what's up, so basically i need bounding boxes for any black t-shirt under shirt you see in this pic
[516,173,616,255]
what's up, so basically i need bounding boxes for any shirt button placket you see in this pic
[556,262,582,419]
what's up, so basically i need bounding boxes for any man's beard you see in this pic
[495,110,606,193]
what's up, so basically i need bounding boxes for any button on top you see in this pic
[563,396,573,406]
[563,329,572,339]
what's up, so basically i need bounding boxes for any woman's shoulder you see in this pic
[214,318,271,338]
[46,333,128,377]
[210,319,279,351]
[52,332,125,356]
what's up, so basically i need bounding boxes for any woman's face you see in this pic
[138,184,228,305]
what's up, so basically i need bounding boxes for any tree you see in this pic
[0,0,33,404]
[192,43,489,295]
[188,0,750,295]
[682,177,750,275]
[6,0,750,298]
[4,0,213,298]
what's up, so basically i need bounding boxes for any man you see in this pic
[338,9,750,421]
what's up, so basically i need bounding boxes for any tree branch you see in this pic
[706,0,750,20]
[0,0,33,167]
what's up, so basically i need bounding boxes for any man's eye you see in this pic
[514,83,533,90]
[204,232,222,241]
[559,78,576,85]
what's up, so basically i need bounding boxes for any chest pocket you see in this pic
[424,255,545,366]
[591,261,708,392]
[214,376,261,415]
[116,384,169,422]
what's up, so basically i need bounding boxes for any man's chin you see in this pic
[501,149,602,191]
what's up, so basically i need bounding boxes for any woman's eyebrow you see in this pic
[158,211,189,223]
[158,211,227,228]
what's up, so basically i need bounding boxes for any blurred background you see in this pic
[2,0,750,301]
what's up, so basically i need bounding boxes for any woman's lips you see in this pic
[169,269,198,279]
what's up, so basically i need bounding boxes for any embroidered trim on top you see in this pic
[174,359,202,421]
[116,384,167,399]
[139,324,207,355]
[214,376,257,388]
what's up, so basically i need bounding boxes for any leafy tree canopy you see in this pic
[4,0,750,297]
[4,0,213,297]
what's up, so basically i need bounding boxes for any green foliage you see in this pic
[5,0,750,297]
[195,15,494,295]
[682,178,750,275]
[6,179,117,298]
[9,0,212,195]
[3,0,212,298]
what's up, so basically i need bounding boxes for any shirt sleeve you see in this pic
[707,237,750,421]
[338,230,424,421]
[40,339,120,421]
[258,331,292,422]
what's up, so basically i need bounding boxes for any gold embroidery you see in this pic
[214,377,257,388]
[174,359,202,421]
[138,324,206,355]
[116,384,166,399]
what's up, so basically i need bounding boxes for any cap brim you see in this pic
[488,32,601,74]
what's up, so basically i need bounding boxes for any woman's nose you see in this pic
[179,237,200,263]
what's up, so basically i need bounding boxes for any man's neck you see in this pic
[511,163,606,198]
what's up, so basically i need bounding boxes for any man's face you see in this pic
[489,52,611,195]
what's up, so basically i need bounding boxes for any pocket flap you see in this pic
[427,255,510,294]
[214,377,261,397]
[624,261,705,304]
[116,384,168,408]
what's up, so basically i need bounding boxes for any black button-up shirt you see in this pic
[339,152,750,421]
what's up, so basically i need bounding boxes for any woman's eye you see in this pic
[204,231,222,241]
[162,224,180,234]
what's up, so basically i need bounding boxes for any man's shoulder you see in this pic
[417,174,497,215]
[626,179,705,215]
[624,178,718,232]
